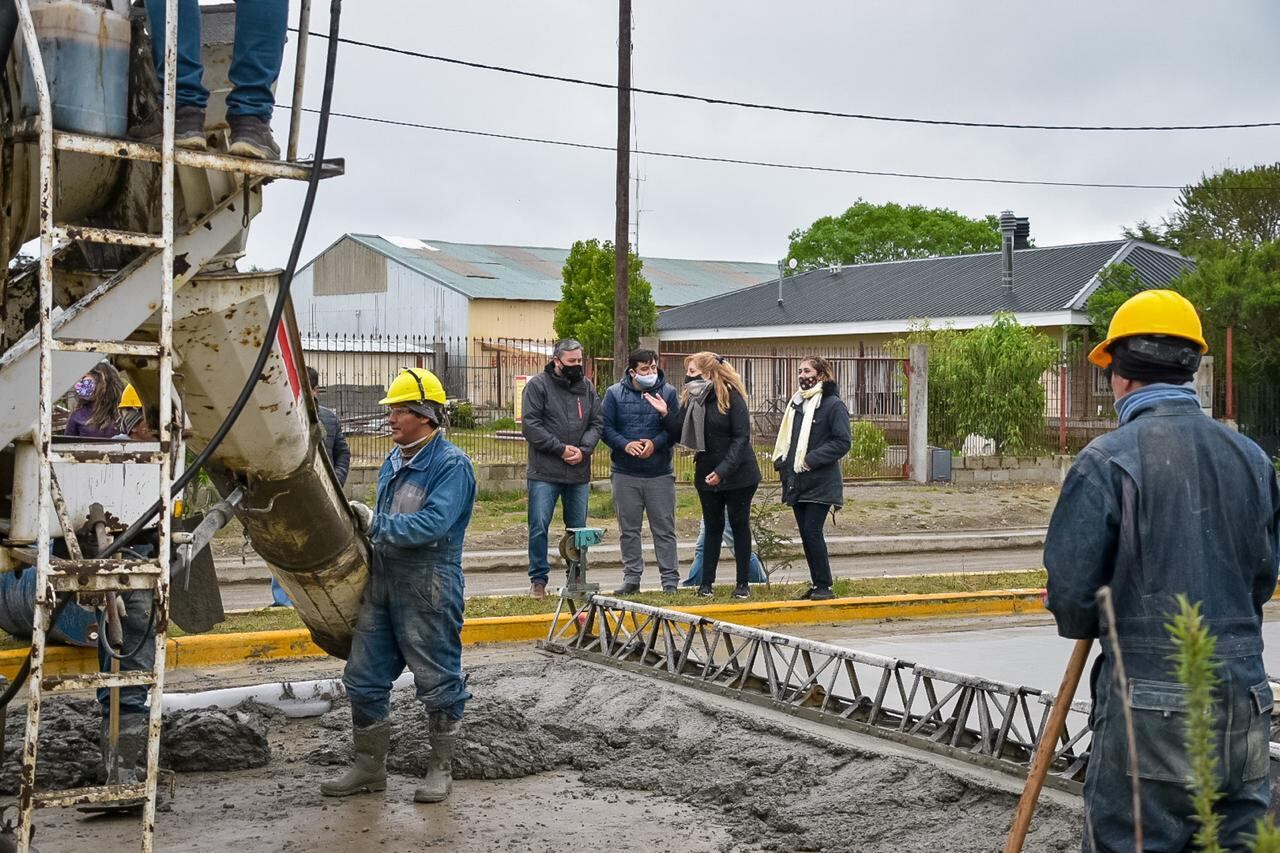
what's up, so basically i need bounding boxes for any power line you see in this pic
[296,106,1187,190]
[297,30,1280,133]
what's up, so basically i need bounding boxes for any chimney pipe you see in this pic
[999,210,1017,290]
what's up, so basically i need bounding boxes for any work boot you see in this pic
[81,713,165,814]
[228,114,281,160]
[696,584,714,598]
[661,585,677,594]
[414,712,461,803]
[320,720,390,797]
[808,587,835,601]
[127,105,207,150]
[529,581,547,599]
[732,583,750,600]
[613,582,641,595]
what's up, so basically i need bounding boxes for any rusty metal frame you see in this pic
[542,596,1093,794]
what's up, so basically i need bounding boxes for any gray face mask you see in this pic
[633,372,658,389]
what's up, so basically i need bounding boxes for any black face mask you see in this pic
[684,374,704,384]
[560,364,584,383]
[798,376,818,391]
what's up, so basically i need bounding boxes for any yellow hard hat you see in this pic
[1088,289,1208,369]
[119,383,142,409]
[380,367,446,406]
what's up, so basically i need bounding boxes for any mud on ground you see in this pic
[19,657,1079,852]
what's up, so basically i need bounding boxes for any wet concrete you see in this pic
[20,656,1079,852]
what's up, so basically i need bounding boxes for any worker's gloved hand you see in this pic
[348,501,374,533]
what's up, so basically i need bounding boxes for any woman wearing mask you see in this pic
[772,356,851,600]
[65,362,125,438]
[674,352,760,599]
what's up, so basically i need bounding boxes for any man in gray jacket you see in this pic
[521,339,603,598]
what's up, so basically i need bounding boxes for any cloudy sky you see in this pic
[246,0,1280,270]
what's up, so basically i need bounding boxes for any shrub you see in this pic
[447,400,477,430]
[849,421,888,464]
[488,416,518,432]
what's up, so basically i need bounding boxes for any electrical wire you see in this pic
[296,107,1189,191]
[297,30,1280,134]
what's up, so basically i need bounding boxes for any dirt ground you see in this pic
[24,652,1079,853]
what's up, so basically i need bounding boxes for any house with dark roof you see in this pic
[291,233,775,343]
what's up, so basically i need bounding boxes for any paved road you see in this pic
[218,545,1045,612]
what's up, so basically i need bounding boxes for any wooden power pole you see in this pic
[613,0,632,375]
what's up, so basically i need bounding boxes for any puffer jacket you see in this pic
[520,362,603,484]
[601,369,682,477]
[775,381,851,508]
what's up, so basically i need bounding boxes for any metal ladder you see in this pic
[12,0,180,848]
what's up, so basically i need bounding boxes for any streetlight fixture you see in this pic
[777,257,797,306]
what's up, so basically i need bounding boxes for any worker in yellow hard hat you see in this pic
[115,383,154,440]
[323,366,476,805]
[1044,289,1279,850]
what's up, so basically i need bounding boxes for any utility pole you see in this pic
[613,0,632,375]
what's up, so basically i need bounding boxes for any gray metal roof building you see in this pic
[657,239,1193,341]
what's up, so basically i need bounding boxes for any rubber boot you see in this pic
[81,713,154,813]
[413,712,460,803]
[320,720,390,797]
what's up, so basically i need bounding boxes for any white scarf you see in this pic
[772,383,824,474]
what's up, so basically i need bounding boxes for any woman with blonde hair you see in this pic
[673,352,761,599]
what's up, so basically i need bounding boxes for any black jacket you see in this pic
[691,388,761,492]
[317,404,351,486]
[521,362,603,484]
[776,381,851,508]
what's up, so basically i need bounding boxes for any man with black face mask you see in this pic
[520,339,603,598]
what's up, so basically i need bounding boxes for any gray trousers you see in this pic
[612,472,679,587]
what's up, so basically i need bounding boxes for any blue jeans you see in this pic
[270,576,291,607]
[682,513,765,587]
[342,554,470,725]
[144,0,287,117]
[97,591,155,717]
[527,480,589,585]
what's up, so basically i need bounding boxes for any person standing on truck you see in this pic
[601,348,683,595]
[520,339,603,599]
[272,367,350,606]
[322,367,476,804]
[131,0,287,159]
[64,362,124,438]
[1043,290,1280,851]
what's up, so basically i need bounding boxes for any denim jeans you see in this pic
[793,502,834,589]
[144,0,287,117]
[342,554,470,726]
[682,513,764,587]
[96,591,155,717]
[270,576,291,607]
[527,479,589,585]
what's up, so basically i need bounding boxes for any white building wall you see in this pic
[291,259,471,341]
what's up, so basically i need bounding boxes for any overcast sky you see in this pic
[245,0,1280,271]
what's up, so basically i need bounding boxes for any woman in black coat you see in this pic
[772,356,851,599]
[674,351,761,599]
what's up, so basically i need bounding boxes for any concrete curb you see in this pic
[0,588,1047,681]
[215,527,1048,583]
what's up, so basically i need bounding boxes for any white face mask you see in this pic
[634,372,659,389]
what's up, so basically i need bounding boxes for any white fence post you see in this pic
[909,344,929,484]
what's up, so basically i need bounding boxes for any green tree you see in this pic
[898,315,1061,454]
[1126,164,1280,257]
[553,239,657,369]
[1085,262,1148,338]
[786,200,1003,270]
[1170,242,1280,384]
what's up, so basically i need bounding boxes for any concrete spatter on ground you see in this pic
[308,659,1078,852]
[0,699,274,792]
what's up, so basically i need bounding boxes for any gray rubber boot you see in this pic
[413,712,461,803]
[320,720,390,797]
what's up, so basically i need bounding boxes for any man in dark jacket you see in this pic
[602,349,683,594]
[1044,290,1279,851]
[520,339,603,598]
[273,366,352,607]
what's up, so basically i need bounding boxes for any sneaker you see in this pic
[529,581,547,599]
[796,588,814,601]
[732,584,750,600]
[809,587,835,601]
[127,104,207,151]
[613,582,641,596]
[228,114,281,160]
[661,586,677,594]
[696,585,714,598]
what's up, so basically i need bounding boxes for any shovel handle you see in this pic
[1004,638,1093,853]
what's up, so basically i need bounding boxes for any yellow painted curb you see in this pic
[0,588,1047,681]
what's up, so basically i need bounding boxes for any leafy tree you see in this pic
[786,200,1003,270]
[1125,164,1280,256]
[553,239,656,371]
[897,315,1061,454]
[1170,242,1280,383]
[1085,262,1148,338]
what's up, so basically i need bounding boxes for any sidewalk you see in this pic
[214,526,1046,583]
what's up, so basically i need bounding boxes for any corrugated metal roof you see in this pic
[658,240,1194,331]
[338,235,775,306]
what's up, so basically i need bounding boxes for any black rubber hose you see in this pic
[0,0,343,709]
